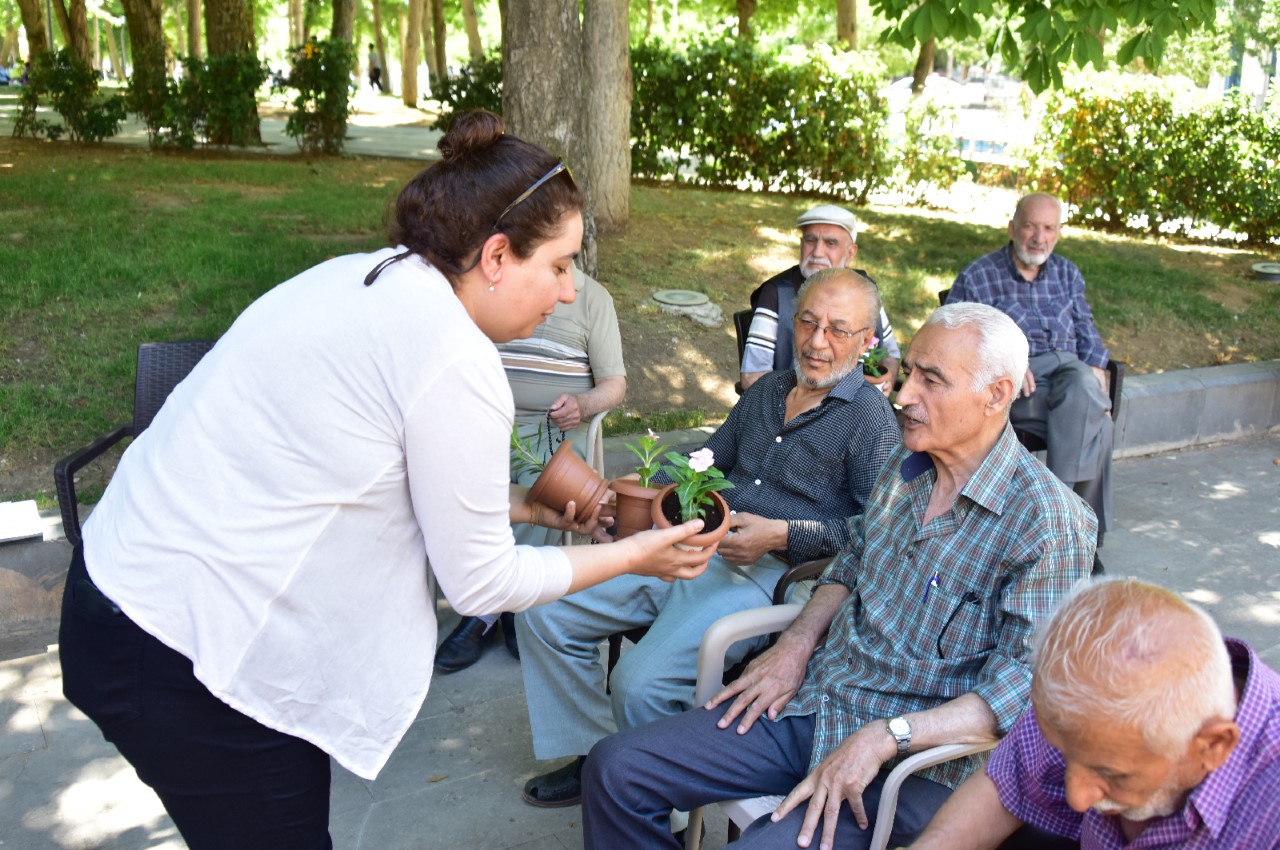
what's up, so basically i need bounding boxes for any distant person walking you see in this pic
[367,44,383,93]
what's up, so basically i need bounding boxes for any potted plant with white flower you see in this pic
[649,448,734,548]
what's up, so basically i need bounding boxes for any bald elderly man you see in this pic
[947,193,1113,539]
[909,578,1280,850]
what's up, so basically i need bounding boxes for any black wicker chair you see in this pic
[54,340,216,547]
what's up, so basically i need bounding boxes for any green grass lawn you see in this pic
[1,136,1277,505]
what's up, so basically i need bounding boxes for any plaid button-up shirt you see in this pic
[949,244,1109,368]
[988,639,1280,849]
[782,426,1096,788]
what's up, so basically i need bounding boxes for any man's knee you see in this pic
[609,657,692,731]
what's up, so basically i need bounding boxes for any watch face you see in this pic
[888,717,910,736]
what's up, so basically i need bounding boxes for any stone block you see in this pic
[1114,370,1207,457]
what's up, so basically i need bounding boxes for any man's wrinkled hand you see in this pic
[718,512,787,565]
[770,724,896,850]
[704,638,807,734]
[1020,368,1036,399]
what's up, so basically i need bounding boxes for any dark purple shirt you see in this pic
[987,638,1280,849]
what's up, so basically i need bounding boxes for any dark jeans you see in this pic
[59,546,333,850]
[582,706,952,849]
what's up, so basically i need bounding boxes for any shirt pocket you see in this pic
[928,585,995,662]
[777,438,847,505]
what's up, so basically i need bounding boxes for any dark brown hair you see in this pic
[389,110,583,281]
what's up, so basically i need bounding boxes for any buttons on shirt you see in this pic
[754,479,762,485]
[775,436,782,443]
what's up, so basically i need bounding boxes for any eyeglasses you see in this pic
[491,162,574,230]
[793,317,868,344]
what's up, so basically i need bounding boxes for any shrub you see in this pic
[887,95,969,205]
[278,38,356,154]
[1030,73,1280,243]
[197,52,270,148]
[14,48,126,143]
[432,50,503,132]
[632,39,892,202]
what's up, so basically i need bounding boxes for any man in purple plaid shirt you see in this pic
[910,579,1280,850]
[947,193,1113,539]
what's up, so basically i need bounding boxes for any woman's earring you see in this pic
[488,278,496,292]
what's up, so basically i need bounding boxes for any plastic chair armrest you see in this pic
[694,603,804,706]
[868,741,999,850]
[773,557,831,605]
[53,424,130,547]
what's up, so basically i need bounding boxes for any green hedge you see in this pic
[434,40,902,205]
[632,40,892,202]
[1031,75,1280,244]
[14,48,126,142]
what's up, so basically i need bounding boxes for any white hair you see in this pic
[1032,579,1236,758]
[922,302,1028,401]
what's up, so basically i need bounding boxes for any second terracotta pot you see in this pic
[610,478,662,539]
[528,440,610,517]
[650,484,731,549]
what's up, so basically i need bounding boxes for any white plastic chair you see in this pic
[684,605,997,850]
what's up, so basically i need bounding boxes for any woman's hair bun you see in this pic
[438,110,505,163]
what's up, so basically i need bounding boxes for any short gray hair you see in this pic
[1032,579,1236,758]
[921,302,1027,401]
[795,267,881,332]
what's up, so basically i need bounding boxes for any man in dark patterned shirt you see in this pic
[517,268,900,809]
[581,302,1096,850]
[947,193,1113,538]
[909,579,1280,850]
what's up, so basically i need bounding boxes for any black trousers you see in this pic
[59,546,333,850]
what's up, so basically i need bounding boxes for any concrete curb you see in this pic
[1115,360,1280,458]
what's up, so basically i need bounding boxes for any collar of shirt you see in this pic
[898,424,1021,518]
[1182,639,1275,840]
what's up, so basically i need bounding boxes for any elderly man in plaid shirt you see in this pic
[581,302,1097,850]
[946,193,1114,539]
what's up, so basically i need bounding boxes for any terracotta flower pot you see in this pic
[527,440,611,517]
[610,478,662,539]
[650,484,731,549]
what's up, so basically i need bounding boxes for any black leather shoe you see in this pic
[434,617,495,674]
[522,756,585,807]
[500,612,520,660]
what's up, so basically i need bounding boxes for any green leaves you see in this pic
[870,0,1220,93]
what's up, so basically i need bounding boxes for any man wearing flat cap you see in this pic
[741,204,901,394]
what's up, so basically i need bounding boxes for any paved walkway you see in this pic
[0,90,444,160]
[1,433,1277,849]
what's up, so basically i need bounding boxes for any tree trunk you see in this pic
[461,0,482,60]
[421,0,439,84]
[50,0,91,58]
[402,0,422,106]
[118,0,165,73]
[372,0,391,94]
[172,1,185,56]
[736,0,754,40]
[836,0,856,50]
[1,25,18,64]
[500,0,594,272]
[911,36,935,94]
[104,20,125,78]
[430,0,445,84]
[582,0,630,231]
[331,0,354,42]
[204,0,251,54]
[287,0,301,47]
[14,0,47,56]
[644,0,652,38]
[189,0,203,56]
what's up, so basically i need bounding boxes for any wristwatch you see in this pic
[887,716,912,755]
